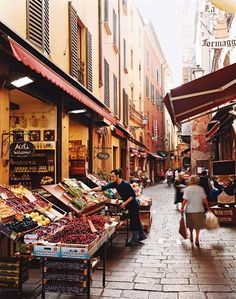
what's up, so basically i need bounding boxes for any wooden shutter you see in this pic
[113,10,117,44]
[123,89,128,126]
[104,59,110,107]
[113,74,117,115]
[86,30,93,92]
[43,0,50,54]
[104,0,109,22]
[27,0,49,54]
[69,2,78,79]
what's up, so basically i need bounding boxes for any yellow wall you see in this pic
[69,118,88,146]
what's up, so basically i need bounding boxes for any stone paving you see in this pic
[1,183,236,298]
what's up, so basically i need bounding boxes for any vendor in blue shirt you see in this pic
[86,168,146,246]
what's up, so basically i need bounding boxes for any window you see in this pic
[113,74,118,115]
[113,10,117,45]
[131,49,133,69]
[156,69,159,82]
[27,0,50,54]
[131,86,134,104]
[104,59,110,107]
[151,84,154,103]
[104,0,109,22]
[123,39,127,72]
[123,89,129,126]
[86,30,93,92]
[146,76,149,97]
[139,64,141,81]
[68,2,78,79]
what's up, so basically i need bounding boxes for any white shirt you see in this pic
[183,185,206,213]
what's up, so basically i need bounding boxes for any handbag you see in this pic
[205,211,220,230]
[179,214,187,239]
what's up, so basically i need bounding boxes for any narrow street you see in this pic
[89,183,236,299]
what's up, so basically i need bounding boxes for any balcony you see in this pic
[78,58,85,85]
[129,103,143,126]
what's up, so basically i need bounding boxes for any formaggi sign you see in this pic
[202,38,236,48]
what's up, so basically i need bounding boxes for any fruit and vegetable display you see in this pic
[26,211,51,226]
[6,215,38,233]
[0,201,16,219]
[9,185,28,198]
[5,197,32,213]
[138,195,152,207]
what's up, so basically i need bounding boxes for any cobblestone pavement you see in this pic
[2,183,236,299]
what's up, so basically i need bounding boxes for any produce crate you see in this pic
[210,206,236,225]
[139,210,152,232]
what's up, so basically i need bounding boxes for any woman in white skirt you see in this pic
[181,175,209,247]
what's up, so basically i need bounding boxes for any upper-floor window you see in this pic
[113,74,118,116]
[131,50,133,69]
[131,86,134,104]
[27,0,50,54]
[123,39,128,73]
[157,69,159,82]
[146,76,149,97]
[104,0,109,22]
[147,51,149,69]
[113,10,117,45]
[104,58,110,107]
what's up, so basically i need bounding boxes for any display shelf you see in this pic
[9,149,55,189]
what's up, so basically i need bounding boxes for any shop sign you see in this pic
[10,141,35,157]
[202,38,236,48]
[96,152,110,160]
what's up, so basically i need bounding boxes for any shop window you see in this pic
[104,58,110,107]
[113,74,118,116]
[27,0,50,54]
[86,30,93,92]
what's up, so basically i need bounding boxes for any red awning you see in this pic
[148,153,163,160]
[9,38,116,125]
[163,64,236,124]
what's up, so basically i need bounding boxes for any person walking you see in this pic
[174,175,187,210]
[166,168,173,187]
[181,175,209,247]
[199,170,212,201]
[85,168,146,246]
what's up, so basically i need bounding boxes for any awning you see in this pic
[148,153,163,160]
[9,38,116,125]
[163,63,236,124]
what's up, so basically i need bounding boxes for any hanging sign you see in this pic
[202,38,236,48]
[96,152,110,160]
[10,141,35,157]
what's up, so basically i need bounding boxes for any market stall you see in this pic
[0,180,129,298]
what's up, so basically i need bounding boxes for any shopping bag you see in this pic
[205,211,220,230]
[179,214,187,239]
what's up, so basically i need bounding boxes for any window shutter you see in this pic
[113,74,118,115]
[43,0,50,54]
[123,39,126,68]
[113,10,117,44]
[86,30,93,92]
[69,2,78,79]
[27,0,49,54]
[123,89,128,126]
[104,59,110,107]
[104,0,109,22]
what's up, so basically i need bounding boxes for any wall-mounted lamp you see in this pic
[192,65,204,80]
[142,115,148,126]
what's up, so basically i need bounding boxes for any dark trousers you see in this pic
[127,200,143,232]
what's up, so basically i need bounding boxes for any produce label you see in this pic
[0,222,18,241]
[34,245,61,257]
[60,247,89,259]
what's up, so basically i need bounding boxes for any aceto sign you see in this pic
[10,141,35,157]
[97,152,110,160]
